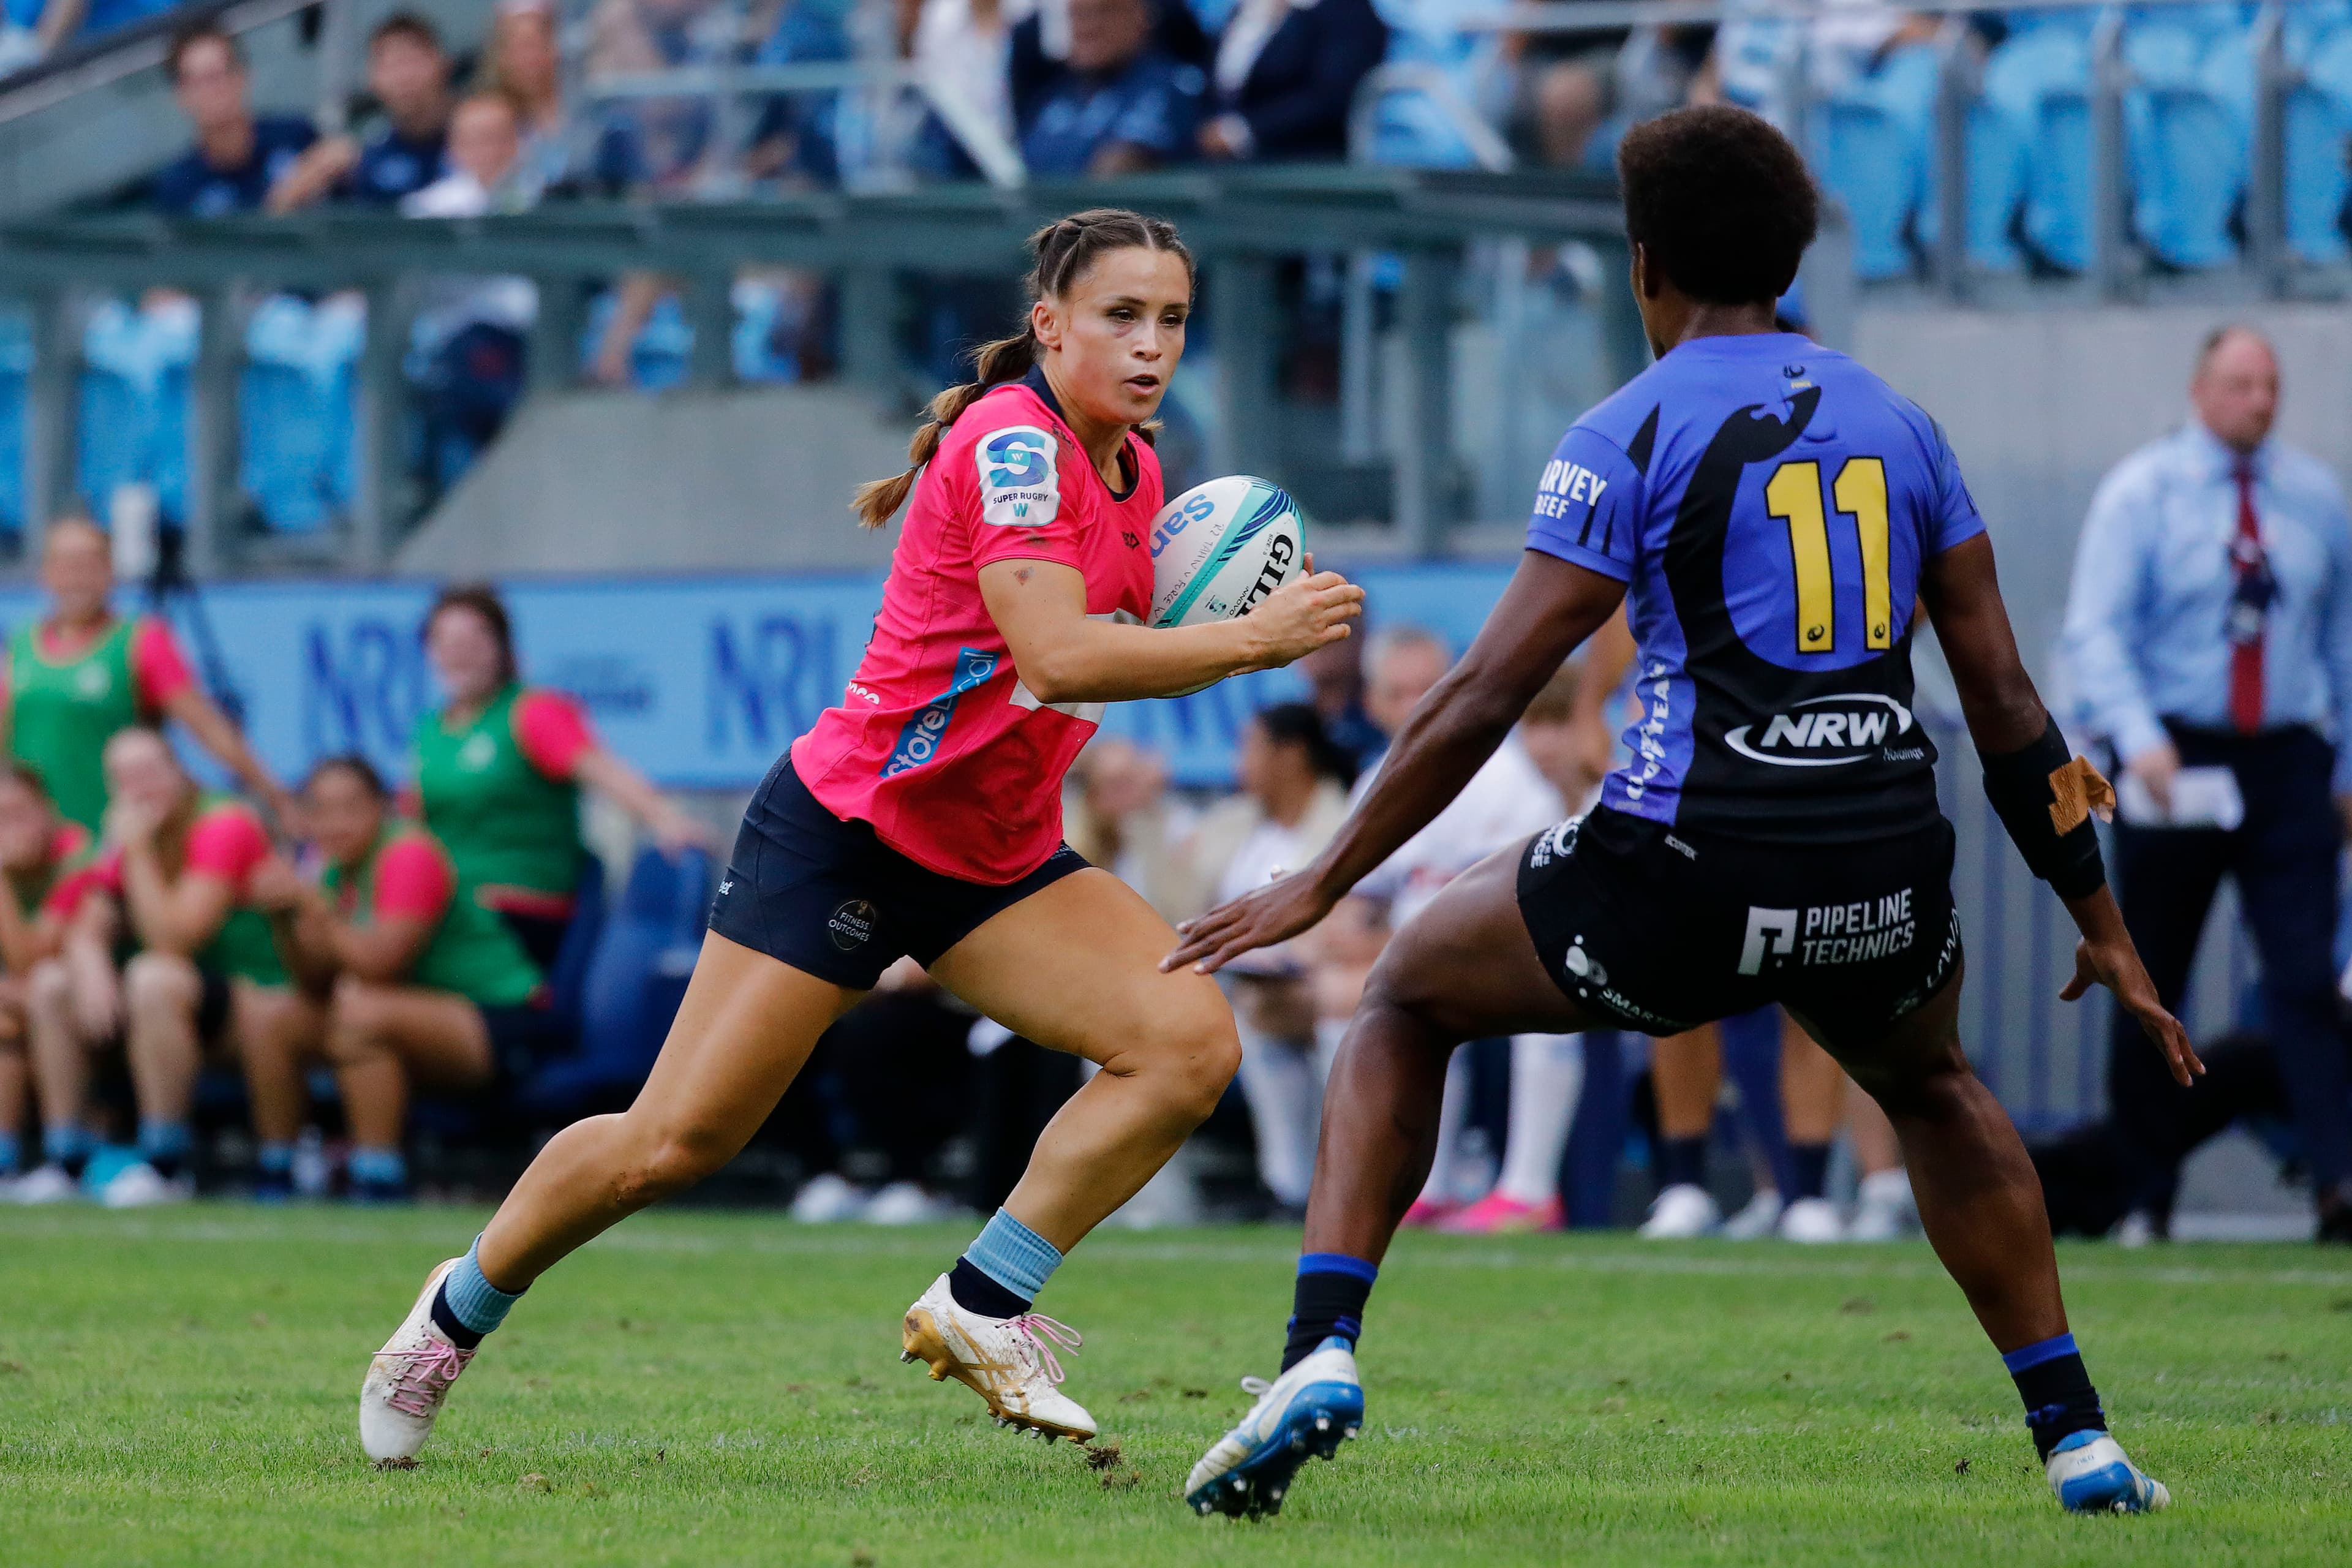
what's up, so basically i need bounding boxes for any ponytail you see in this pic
[851,330,1038,529]
[849,207,1194,529]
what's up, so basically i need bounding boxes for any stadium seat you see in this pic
[541,851,609,1036]
[1983,23,2095,271]
[240,294,361,533]
[2124,23,2246,270]
[513,846,711,1125]
[1811,45,1939,282]
[0,307,29,535]
[2298,29,2352,263]
[1362,1,1509,170]
[1916,91,2033,274]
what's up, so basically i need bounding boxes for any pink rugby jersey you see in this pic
[791,369,1162,883]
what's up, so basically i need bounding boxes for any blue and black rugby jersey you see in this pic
[1529,331,1986,842]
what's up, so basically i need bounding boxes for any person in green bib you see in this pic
[2,517,295,837]
[0,764,91,1193]
[412,584,710,970]
[257,754,555,1203]
[17,726,312,1207]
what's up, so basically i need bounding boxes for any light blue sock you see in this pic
[43,1123,92,1169]
[0,1130,19,1176]
[138,1119,192,1173]
[349,1147,409,1187]
[257,1142,293,1176]
[963,1208,1063,1301]
[439,1235,524,1337]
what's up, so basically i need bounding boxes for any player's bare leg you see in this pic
[360,935,860,1463]
[1794,970,2168,1512]
[1641,1025,1724,1237]
[1189,845,1604,1515]
[914,868,1239,1439]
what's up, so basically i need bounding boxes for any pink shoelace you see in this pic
[1008,1314,1083,1385]
[380,1339,475,1417]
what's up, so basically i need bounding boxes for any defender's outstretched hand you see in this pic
[2059,893,2203,1087]
[1162,869,1336,974]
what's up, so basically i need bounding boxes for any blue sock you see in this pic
[257,1142,293,1176]
[1789,1142,1832,1203]
[1283,1253,1376,1372]
[2003,1332,2105,1461]
[0,1130,19,1177]
[951,1208,1063,1316]
[431,1235,524,1349]
[43,1123,92,1175]
[139,1119,192,1179]
[349,1147,408,1189]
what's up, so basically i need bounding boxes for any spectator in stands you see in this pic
[1066,736,1198,920]
[745,0,852,187]
[19,727,306,1207]
[1197,0,1385,163]
[413,584,708,970]
[583,0,729,192]
[1297,633,1384,772]
[149,21,317,217]
[2061,324,2352,1245]
[254,756,549,1204]
[1018,0,1204,176]
[1502,7,1623,170]
[2,518,293,837]
[404,92,541,488]
[270,13,453,212]
[485,0,571,189]
[1191,703,1354,1212]
[0,764,86,1192]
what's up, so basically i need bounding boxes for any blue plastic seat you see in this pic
[1813,44,1939,281]
[2299,30,2352,263]
[1917,92,2033,273]
[514,846,711,1125]
[239,295,362,532]
[2125,23,2247,268]
[1985,23,2095,270]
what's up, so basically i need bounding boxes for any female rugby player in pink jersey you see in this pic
[358,208,1364,1461]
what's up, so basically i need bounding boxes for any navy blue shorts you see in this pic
[707,756,1091,990]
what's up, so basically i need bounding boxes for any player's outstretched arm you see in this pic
[1164,551,1624,974]
[1921,535,2203,1087]
[979,555,1362,705]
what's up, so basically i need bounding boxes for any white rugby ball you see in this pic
[1147,475,1305,630]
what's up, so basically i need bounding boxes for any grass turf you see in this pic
[1,1207,2346,1566]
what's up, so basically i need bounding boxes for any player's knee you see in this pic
[26,959,70,1011]
[123,952,197,1017]
[1136,986,1241,1122]
[616,1118,736,1206]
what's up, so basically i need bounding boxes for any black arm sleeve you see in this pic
[1980,717,2111,901]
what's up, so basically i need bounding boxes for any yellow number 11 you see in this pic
[1763,456,1891,656]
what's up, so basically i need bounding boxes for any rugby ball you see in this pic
[1147,475,1305,629]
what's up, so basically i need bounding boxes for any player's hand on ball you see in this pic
[1243,553,1363,668]
[2061,935,2203,1088]
[1162,868,1337,975]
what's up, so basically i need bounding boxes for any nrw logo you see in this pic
[1724,693,1913,769]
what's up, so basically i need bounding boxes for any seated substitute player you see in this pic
[354,209,1363,1466]
[1170,107,2195,1520]
[0,764,88,1192]
[252,755,552,1202]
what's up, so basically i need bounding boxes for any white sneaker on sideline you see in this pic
[1847,1169,1918,1242]
[7,1164,80,1204]
[360,1258,474,1464]
[789,1172,868,1223]
[1638,1183,1721,1238]
[100,1162,192,1208]
[864,1181,955,1226]
[1721,1189,1784,1240]
[1779,1196,1846,1243]
[899,1272,1095,1441]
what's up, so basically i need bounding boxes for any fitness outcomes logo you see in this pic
[827,899,878,951]
[881,647,999,777]
[1722,693,1914,768]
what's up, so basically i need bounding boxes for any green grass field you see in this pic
[2,1206,2347,1567]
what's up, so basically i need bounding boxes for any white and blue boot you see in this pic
[2046,1430,2171,1513]
[1185,1336,1364,1519]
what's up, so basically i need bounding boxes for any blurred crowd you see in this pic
[0,522,709,1206]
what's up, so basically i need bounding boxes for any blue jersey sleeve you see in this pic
[1525,424,1642,581]
[1926,420,1986,554]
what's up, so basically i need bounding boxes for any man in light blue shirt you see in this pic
[2060,325,2352,1244]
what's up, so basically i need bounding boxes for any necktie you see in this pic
[2228,461,2264,735]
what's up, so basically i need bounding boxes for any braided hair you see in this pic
[851,208,1193,529]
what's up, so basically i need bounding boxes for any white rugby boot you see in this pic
[359,1259,476,1464]
[2046,1429,2171,1513]
[7,1164,80,1204]
[100,1161,192,1208]
[1185,1337,1363,1519]
[1638,1183,1721,1238]
[899,1273,1095,1442]
[1847,1169,1918,1242]
[1779,1197,1847,1243]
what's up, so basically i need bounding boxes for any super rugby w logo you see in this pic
[976,426,1060,528]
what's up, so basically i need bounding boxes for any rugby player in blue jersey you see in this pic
[1168,105,2198,1520]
